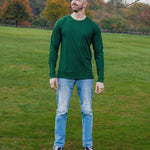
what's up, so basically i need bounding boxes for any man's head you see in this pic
[71,0,88,13]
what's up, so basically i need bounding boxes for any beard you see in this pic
[71,4,83,12]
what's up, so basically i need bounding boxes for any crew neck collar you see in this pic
[70,14,87,22]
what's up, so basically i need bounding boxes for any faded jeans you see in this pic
[54,78,94,147]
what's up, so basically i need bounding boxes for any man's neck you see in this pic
[71,11,86,21]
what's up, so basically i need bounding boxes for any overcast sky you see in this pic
[104,0,150,5]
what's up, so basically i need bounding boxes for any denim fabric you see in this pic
[54,78,94,147]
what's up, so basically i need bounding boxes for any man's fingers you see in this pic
[99,87,104,94]
[50,78,57,90]
[52,85,57,90]
[50,80,55,89]
[95,85,99,94]
[96,87,101,94]
[95,82,104,94]
[95,87,103,94]
[49,80,53,87]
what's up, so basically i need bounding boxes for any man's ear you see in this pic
[83,1,88,8]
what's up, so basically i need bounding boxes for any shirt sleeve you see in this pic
[92,24,104,82]
[48,20,62,78]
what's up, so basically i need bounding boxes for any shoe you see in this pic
[53,146,63,150]
[83,146,95,150]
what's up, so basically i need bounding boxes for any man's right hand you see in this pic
[49,78,58,90]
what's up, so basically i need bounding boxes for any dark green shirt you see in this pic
[49,15,104,82]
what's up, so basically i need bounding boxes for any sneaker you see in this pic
[83,146,95,150]
[53,146,63,150]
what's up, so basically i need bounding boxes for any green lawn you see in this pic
[0,26,150,150]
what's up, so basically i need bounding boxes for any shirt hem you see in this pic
[57,74,94,80]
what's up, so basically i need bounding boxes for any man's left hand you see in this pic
[95,82,104,94]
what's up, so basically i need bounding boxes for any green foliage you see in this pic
[0,0,5,6]
[88,0,105,10]
[126,3,150,27]
[32,16,48,27]
[136,24,150,33]
[106,0,125,7]
[100,16,129,31]
[1,0,33,26]
[95,1,150,33]
[1,0,150,33]
[43,0,70,22]
[29,0,46,17]
[85,4,93,19]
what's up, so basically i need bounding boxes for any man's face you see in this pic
[71,0,87,12]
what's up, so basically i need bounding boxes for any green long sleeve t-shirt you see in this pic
[49,15,104,82]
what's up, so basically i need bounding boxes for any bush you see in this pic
[32,16,48,27]
[100,17,130,32]
[136,24,150,33]
[19,20,31,27]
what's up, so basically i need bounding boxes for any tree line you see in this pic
[0,0,150,33]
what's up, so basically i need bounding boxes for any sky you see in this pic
[104,0,150,5]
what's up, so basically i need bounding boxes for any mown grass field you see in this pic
[0,26,150,150]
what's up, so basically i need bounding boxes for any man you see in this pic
[49,0,104,150]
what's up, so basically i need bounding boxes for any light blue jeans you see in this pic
[54,78,94,147]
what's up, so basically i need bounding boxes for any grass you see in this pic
[0,26,150,150]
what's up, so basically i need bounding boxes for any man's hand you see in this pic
[49,78,58,90]
[95,82,104,94]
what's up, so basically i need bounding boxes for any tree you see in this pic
[32,16,48,27]
[126,3,150,28]
[29,0,46,17]
[106,0,125,8]
[43,0,70,22]
[0,0,5,8]
[100,16,130,32]
[0,0,6,20]
[88,0,105,10]
[1,0,33,26]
